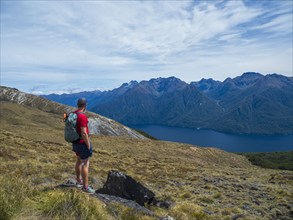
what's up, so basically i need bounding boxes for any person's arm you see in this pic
[81,127,91,150]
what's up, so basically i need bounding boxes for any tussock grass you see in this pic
[35,189,110,220]
[1,102,293,219]
[169,202,208,220]
[0,176,35,220]
[120,208,155,220]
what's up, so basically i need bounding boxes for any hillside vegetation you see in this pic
[0,102,293,219]
[240,151,293,171]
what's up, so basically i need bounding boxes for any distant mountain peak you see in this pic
[136,76,187,96]
[256,73,293,89]
[267,73,288,79]
[166,76,182,81]
[231,72,264,88]
[198,78,219,83]
[192,78,221,93]
[121,80,138,89]
[240,72,263,78]
[148,76,183,84]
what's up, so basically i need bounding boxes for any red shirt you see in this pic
[74,110,89,144]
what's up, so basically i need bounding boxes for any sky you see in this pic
[1,0,292,94]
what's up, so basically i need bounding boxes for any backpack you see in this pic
[64,112,84,143]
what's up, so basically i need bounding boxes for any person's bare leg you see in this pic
[81,159,89,188]
[75,156,82,182]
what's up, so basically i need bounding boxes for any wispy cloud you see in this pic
[1,0,292,94]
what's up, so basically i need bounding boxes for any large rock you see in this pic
[58,177,173,218]
[96,170,172,209]
[96,170,155,206]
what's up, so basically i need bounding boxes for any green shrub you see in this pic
[239,151,293,171]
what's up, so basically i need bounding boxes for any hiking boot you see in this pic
[65,179,82,188]
[82,185,95,194]
[76,180,83,188]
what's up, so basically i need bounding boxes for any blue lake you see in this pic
[130,125,293,152]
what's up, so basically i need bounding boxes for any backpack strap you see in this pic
[75,111,85,140]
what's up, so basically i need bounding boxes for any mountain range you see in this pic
[43,72,293,135]
[1,85,293,219]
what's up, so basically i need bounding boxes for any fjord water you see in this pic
[131,125,293,152]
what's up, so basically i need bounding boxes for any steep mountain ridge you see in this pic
[232,72,264,88]
[138,77,187,96]
[157,84,222,128]
[42,72,293,134]
[0,86,145,139]
[91,78,221,127]
[191,78,221,93]
[196,73,293,134]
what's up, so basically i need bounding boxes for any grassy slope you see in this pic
[0,102,293,220]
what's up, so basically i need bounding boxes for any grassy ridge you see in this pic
[240,151,293,171]
[1,102,293,219]
[133,129,158,140]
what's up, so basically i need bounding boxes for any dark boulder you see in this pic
[96,170,155,206]
[96,170,172,208]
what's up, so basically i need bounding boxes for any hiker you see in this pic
[72,98,95,193]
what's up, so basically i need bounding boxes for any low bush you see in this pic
[240,151,293,171]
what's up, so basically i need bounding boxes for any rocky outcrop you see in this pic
[96,170,172,209]
[94,193,155,216]
[0,86,146,139]
[59,176,173,219]
[96,170,155,206]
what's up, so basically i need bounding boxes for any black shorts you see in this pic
[72,142,92,160]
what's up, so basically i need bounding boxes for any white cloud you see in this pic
[252,13,293,34]
[1,0,292,93]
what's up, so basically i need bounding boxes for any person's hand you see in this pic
[88,146,92,156]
